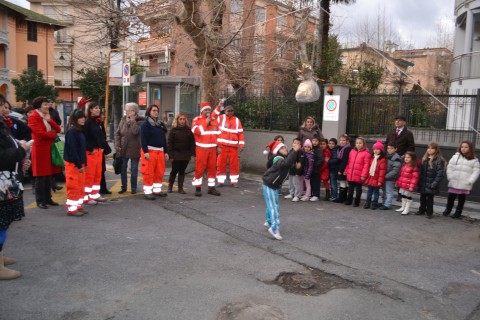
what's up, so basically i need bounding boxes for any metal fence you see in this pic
[347,92,480,148]
[225,89,324,131]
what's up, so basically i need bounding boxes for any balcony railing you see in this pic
[136,37,175,56]
[455,0,477,13]
[0,29,8,46]
[451,51,480,81]
[0,68,9,81]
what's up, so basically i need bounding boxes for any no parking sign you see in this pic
[323,95,340,121]
[122,63,130,87]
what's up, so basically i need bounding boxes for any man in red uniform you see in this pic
[215,105,245,187]
[191,101,222,196]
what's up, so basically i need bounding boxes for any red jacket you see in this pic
[365,156,387,187]
[216,112,245,148]
[191,109,220,148]
[28,110,61,176]
[320,148,331,180]
[345,147,370,183]
[396,164,419,190]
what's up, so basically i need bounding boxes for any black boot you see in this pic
[363,202,371,209]
[451,194,465,219]
[177,175,186,194]
[344,190,353,205]
[333,188,346,203]
[168,175,176,193]
[451,208,463,219]
[443,193,456,216]
[426,209,433,219]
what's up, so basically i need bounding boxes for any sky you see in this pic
[9,0,455,49]
[331,0,455,49]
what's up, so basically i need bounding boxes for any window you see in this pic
[28,55,38,70]
[255,7,266,24]
[254,39,264,54]
[232,35,241,48]
[27,22,37,42]
[231,0,243,14]
[277,15,286,32]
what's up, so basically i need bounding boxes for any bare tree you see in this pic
[426,16,454,50]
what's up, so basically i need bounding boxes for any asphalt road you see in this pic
[1,169,480,320]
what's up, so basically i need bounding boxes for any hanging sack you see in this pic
[113,153,123,175]
[51,138,65,167]
[0,164,23,204]
[295,79,321,103]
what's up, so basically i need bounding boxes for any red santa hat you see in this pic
[272,141,286,155]
[77,97,92,110]
[200,102,211,112]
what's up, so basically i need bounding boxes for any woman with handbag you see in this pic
[0,95,31,280]
[83,102,106,205]
[28,96,61,209]
[114,102,143,194]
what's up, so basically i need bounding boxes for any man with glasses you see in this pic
[215,104,245,187]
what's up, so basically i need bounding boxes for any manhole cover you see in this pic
[267,270,353,296]
[217,302,286,320]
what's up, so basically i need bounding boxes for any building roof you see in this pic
[0,0,66,29]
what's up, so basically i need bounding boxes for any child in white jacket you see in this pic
[444,141,480,219]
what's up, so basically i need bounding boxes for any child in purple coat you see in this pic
[301,139,315,201]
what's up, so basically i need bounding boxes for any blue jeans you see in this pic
[382,180,395,208]
[121,157,140,192]
[263,185,280,232]
[366,186,380,205]
[329,171,338,199]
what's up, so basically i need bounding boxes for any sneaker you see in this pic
[208,189,221,196]
[144,194,156,200]
[300,196,310,201]
[155,192,168,197]
[263,221,271,228]
[379,206,390,210]
[309,196,319,202]
[292,196,300,202]
[78,207,88,214]
[96,197,107,203]
[268,227,283,240]
[284,194,293,199]
[85,200,97,205]
[232,184,239,188]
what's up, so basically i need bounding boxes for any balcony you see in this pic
[455,0,478,14]
[136,37,175,57]
[54,79,77,88]
[451,51,480,81]
[0,29,8,46]
[0,68,9,81]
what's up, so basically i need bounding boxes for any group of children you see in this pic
[262,134,480,240]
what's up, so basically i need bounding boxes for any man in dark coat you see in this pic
[385,115,415,156]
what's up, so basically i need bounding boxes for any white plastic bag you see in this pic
[296,79,321,103]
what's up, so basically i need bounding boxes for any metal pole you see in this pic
[472,89,480,148]
[70,47,74,104]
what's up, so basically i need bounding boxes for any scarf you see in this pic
[337,144,349,159]
[147,116,164,127]
[35,109,51,132]
[3,116,13,128]
[369,154,380,177]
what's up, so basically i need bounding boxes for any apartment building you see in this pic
[0,0,64,105]
[134,0,317,96]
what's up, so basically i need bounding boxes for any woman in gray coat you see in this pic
[114,103,144,194]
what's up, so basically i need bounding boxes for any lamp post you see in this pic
[59,47,74,104]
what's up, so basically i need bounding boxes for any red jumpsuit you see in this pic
[191,110,220,188]
[215,107,245,185]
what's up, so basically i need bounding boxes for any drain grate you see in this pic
[267,269,354,296]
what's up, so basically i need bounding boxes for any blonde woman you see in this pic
[167,113,195,193]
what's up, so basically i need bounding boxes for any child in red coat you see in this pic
[345,137,371,207]
[320,139,331,201]
[395,151,419,215]
[364,140,387,210]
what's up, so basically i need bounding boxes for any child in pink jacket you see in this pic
[395,151,419,215]
[345,137,370,207]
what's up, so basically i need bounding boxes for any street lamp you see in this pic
[59,48,74,104]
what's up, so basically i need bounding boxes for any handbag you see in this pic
[0,164,23,203]
[51,138,65,167]
[113,153,122,174]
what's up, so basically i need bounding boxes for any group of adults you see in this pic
[113,99,245,200]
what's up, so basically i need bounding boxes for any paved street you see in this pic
[1,167,480,320]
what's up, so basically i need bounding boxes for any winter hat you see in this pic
[200,102,211,112]
[77,97,92,110]
[303,139,312,148]
[372,140,385,152]
[272,141,286,155]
